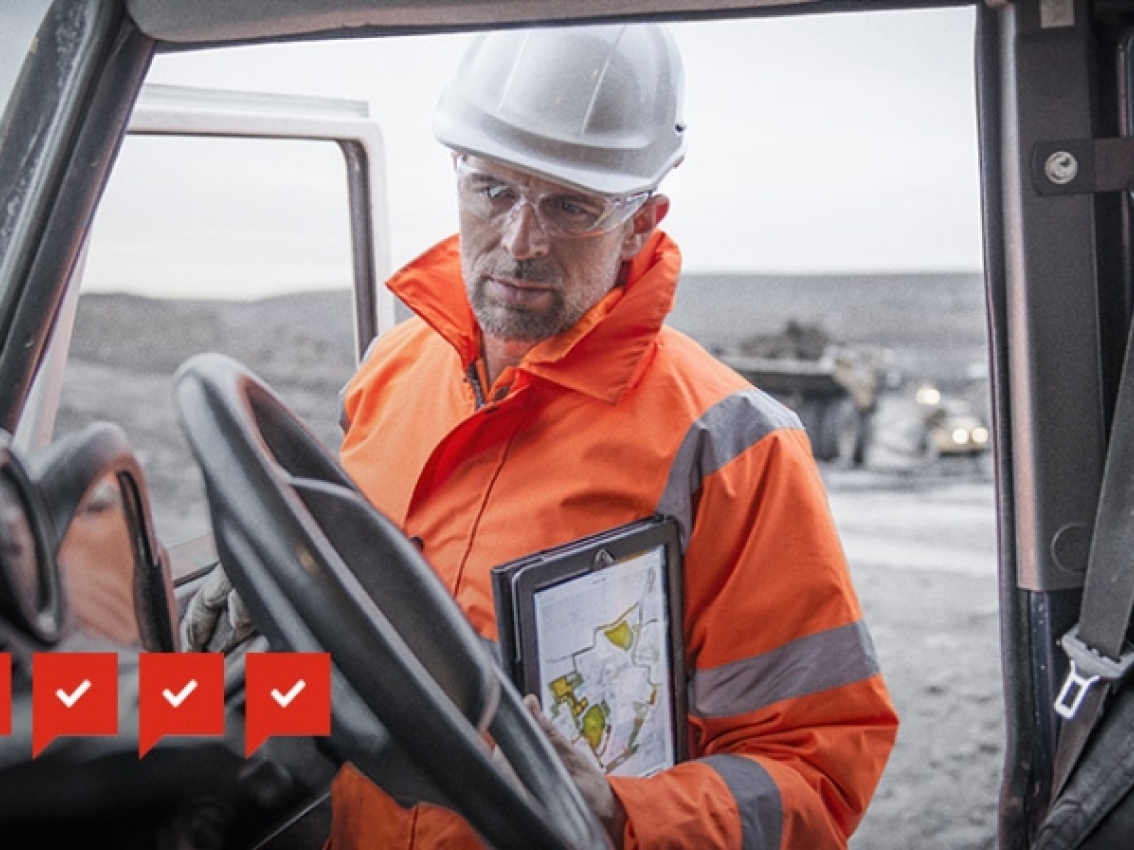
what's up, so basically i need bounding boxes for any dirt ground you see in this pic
[805,392,1004,850]
[831,467,1002,850]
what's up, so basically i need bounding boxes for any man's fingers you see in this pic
[204,614,236,654]
[179,566,255,653]
[198,588,253,653]
[178,614,198,653]
[198,566,233,606]
[523,693,626,847]
[223,588,256,649]
[523,695,561,743]
[524,695,584,765]
[523,694,544,722]
[228,586,252,630]
[180,576,224,651]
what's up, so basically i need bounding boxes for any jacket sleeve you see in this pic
[609,419,898,850]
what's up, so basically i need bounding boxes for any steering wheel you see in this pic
[173,352,611,850]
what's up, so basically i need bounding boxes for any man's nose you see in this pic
[501,199,551,259]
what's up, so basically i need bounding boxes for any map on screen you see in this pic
[533,546,675,777]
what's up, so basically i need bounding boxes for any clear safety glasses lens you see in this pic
[455,159,650,238]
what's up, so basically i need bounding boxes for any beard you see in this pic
[463,257,610,343]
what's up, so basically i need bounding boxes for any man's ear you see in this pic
[619,194,670,261]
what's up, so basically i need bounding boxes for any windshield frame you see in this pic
[0,1,153,433]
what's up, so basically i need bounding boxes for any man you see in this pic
[187,22,897,849]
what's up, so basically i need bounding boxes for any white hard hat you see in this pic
[434,23,687,196]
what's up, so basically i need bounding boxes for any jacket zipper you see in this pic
[466,361,487,409]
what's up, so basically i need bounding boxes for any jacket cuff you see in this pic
[608,761,742,849]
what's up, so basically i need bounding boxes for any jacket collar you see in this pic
[387,230,683,404]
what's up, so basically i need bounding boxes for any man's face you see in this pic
[457,156,640,343]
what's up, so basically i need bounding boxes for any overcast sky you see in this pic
[81,6,982,299]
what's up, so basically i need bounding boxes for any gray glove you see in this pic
[179,565,256,653]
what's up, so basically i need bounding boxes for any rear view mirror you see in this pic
[57,475,140,646]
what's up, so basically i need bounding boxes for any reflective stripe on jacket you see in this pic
[335,231,898,849]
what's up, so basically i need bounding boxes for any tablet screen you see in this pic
[531,544,676,778]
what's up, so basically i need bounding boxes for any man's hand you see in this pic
[523,694,626,849]
[179,565,256,653]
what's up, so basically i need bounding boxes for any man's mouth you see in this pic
[484,276,555,306]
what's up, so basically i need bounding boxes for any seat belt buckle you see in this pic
[1055,627,1134,720]
[1055,661,1101,720]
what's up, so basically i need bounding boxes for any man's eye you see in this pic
[482,183,518,203]
[550,196,603,219]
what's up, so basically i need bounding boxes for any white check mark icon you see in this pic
[163,679,198,708]
[271,680,306,708]
[56,680,91,708]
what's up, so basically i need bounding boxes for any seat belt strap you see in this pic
[1051,313,1134,796]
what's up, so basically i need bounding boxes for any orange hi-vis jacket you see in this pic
[335,231,898,849]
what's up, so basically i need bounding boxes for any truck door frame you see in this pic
[16,82,394,455]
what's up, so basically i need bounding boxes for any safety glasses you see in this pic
[455,157,651,239]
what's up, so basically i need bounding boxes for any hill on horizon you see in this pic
[72,268,988,387]
[670,271,987,373]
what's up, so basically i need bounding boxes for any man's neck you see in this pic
[482,334,535,388]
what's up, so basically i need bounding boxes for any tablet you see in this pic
[491,515,686,777]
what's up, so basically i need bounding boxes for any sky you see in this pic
[79,6,982,299]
